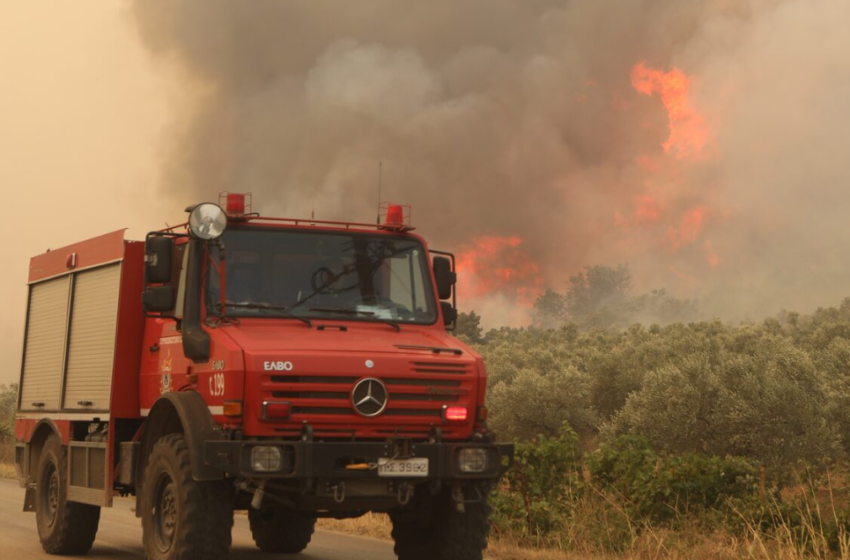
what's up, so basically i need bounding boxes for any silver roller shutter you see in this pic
[20,276,71,411]
[63,264,122,410]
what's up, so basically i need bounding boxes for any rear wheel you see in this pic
[141,433,234,560]
[35,435,101,555]
[391,487,491,560]
[248,506,316,554]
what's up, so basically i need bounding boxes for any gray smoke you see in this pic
[130,0,850,325]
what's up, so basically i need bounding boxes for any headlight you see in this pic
[188,203,227,240]
[250,446,282,472]
[458,448,489,474]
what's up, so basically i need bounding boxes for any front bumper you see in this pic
[205,439,514,481]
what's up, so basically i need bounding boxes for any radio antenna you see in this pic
[376,161,383,224]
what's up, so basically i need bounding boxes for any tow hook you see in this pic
[452,483,466,513]
[452,482,485,512]
[251,481,266,510]
[397,482,413,506]
[332,482,346,503]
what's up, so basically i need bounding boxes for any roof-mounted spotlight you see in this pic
[187,203,227,240]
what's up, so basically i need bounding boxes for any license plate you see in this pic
[377,458,429,477]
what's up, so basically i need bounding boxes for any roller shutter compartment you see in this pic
[20,276,71,411]
[63,264,121,410]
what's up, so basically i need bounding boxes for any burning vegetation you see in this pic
[456,236,543,309]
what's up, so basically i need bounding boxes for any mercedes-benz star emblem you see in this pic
[351,378,388,418]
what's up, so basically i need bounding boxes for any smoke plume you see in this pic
[130,0,850,326]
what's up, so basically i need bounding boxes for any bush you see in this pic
[492,424,583,536]
[0,384,16,444]
[488,364,598,442]
[490,430,763,551]
[0,384,16,466]
[587,436,759,523]
[603,334,841,480]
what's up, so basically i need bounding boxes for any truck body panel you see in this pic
[16,231,146,507]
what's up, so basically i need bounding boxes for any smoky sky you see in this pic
[130,0,850,325]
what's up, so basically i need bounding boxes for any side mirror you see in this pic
[433,257,456,301]
[142,286,175,312]
[441,301,458,327]
[145,236,174,284]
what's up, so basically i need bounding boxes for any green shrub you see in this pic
[586,436,759,523]
[0,384,16,444]
[492,424,583,536]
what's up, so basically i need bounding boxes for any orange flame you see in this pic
[612,63,723,272]
[455,236,543,307]
[704,240,720,269]
[631,62,709,159]
[666,207,706,252]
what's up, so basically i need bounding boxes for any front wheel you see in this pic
[248,506,316,554]
[141,433,234,560]
[391,487,491,560]
[35,435,101,554]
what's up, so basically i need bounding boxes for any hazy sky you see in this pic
[0,3,173,386]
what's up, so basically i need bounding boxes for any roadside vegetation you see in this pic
[445,264,850,559]
[0,383,16,479]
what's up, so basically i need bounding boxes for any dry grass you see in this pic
[317,507,850,560]
[0,462,16,479]
[0,441,17,480]
[317,514,626,559]
[318,512,393,540]
[317,513,600,559]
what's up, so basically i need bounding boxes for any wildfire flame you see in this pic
[612,63,722,272]
[454,63,719,312]
[455,236,543,308]
[666,207,706,252]
[631,62,709,160]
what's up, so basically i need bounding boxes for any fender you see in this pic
[137,391,224,489]
[18,418,70,511]
[17,418,70,485]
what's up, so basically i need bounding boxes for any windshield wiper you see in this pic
[309,307,401,332]
[226,302,312,327]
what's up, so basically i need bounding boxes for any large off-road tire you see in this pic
[35,435,101,554]
[248,506,316,554]
[141,433,234,560]
[391,488,491,560]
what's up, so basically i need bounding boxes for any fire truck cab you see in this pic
[14,194,513,560]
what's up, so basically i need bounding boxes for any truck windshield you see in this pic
[206,228,438,325]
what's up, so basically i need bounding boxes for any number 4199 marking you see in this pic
[209,373,225,396]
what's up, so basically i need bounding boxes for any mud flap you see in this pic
[23,485,36,512]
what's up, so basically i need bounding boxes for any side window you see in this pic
[411,252,427,312]
[173,244,188,317]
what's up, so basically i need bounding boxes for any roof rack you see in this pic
[244,215,415,232]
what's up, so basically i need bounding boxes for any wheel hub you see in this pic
[41,463,59,528]
[153,475,178,551]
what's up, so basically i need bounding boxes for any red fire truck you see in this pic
[14,194,513,560]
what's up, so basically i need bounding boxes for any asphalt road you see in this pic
[0,478,396,560]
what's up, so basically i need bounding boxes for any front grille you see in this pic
[261,359,473,422]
